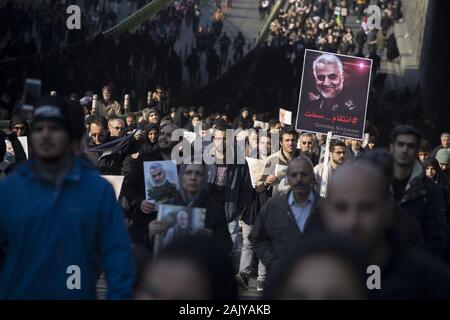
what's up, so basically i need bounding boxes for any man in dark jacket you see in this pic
[389,125,448,260]
[206,48,221,82]
[356,149,425,251]
[219,32,231,64]
[320,160,450,299]
[86,116,141,175]
[203,125,253,247]
[249,156,321,278]
[355,27,367,55]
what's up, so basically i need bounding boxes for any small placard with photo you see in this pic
[154,204,206,256]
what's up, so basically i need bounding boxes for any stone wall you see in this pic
[402,0,449,136]
[401,0,430,66]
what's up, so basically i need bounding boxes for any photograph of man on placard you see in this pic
[144,160,179,203]
[296,50,372,139]
[154,204,206,256]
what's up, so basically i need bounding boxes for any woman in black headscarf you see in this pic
[423,157,450,223]
[120,123,159,178]
[232,107,253,130]
[140,123,159,155]
[173,106,190,128]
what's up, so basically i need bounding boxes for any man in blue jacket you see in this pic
[0,96,135,299]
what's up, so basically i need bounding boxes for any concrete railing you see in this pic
[102,0,173,39]
[255,0,287,47]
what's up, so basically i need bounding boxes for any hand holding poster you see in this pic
[154,204,206,256]
[183,131,197,144]
[274,164,288,196]
[279,108,292,125]
[254,120,269,130]
[273,177,291,197]
[275,164,288,178]
[143,160,179,203]
[102,175,124,200]
[245,157,265,188]
[361,133,370,148]
[295,49,372,140]
[18,137,28,159]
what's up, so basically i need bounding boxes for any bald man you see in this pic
[321,161,450,299]
[249,156,322,277]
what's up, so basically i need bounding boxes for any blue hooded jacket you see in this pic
[0,157,135,299]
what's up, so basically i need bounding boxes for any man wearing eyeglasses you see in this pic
[87,116,128,175]
[108,118,125,138]
[390,125,449,261]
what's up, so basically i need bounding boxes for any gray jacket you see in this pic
[249,192,321,271]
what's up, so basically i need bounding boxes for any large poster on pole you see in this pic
[295,49,372,140]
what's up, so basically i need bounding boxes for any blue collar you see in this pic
[18,157,85,183]
[288,190,315,207]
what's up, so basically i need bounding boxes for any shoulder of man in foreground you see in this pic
[404,248,450,298]
[260,192,290,213]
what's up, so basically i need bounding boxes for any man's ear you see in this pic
[389,143,394,153]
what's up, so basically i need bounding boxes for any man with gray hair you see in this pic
[307,53,358,119]
[147,162,178,202]
[431,132,450,157]
[108,117,125,137]
[249,155,321,279]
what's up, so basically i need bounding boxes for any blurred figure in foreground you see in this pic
[135,236,237,300]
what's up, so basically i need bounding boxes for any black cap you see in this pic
[32,96,85,141]
[148,108,160,115]
[70,93,80,101]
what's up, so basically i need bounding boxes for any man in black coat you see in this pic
[85,115,141,175]
[320,160,450,299]
[389,125,448,260]
[203,125,253,249]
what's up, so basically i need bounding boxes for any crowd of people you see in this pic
[1,86,450,299]
[267,0,402,68]
[0,0,449,302]
[183,0,409,140]
[0,0,142,62]
[0,0,257,119]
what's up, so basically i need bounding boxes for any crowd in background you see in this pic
[0,0,256,119]
[1,89,450,299]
